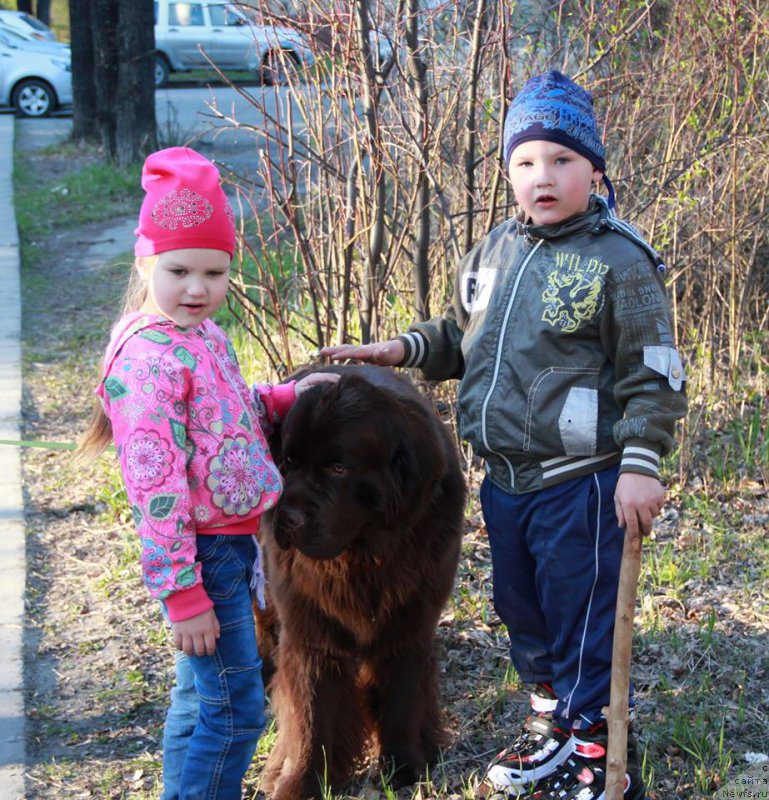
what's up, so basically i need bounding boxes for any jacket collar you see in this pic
[516,194,609,241]
[101,312,209,379]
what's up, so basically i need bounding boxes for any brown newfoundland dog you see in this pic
[259,364,466,800]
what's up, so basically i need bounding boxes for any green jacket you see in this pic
[399,196,687,494]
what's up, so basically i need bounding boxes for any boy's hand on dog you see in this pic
[295,372,341,396]
[614,472,665,541]
[172,609,221,656]
[320,339,405,366]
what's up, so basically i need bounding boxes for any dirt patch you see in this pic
[19,146,769,800]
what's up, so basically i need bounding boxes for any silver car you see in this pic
[0,27,69,56]
[0,9,57,42]
[0,40,72,117]
[154,0,314,87]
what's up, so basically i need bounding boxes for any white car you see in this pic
[153,0,314,87]
[0,9,57,42]
[0,26,69,56]
[0,40,72,117]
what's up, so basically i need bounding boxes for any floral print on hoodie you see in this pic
[98,313,295,622]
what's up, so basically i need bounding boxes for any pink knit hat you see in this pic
[134,147,235,257]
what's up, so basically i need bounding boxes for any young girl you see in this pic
[79,146,338,799]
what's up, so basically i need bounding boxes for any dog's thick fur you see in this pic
[259,365,466,800]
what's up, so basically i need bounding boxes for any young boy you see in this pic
[322,70,686,798]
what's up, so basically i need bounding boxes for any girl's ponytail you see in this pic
[76,402,113,463]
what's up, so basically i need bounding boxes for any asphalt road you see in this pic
[17,81,331,177]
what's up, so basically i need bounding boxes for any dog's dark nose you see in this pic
[280,507,305,530]
[275,506,306,550]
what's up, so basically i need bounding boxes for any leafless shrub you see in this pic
[223,0,767,431]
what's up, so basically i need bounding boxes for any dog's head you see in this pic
[272,371,444,560]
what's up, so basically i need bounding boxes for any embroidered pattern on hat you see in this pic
[152,188,214,230]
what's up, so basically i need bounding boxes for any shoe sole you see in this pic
[486,737,576,789]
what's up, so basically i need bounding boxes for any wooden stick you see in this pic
[605,529,643,800]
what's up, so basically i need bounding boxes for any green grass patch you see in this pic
[170,69,257,84]
[14,119,769,800]
[94,530,142,599]
[14,157,142,240]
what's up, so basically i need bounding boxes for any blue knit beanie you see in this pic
[503,70,615,208]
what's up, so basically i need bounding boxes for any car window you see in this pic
[209,5,245,27]
[19,11,49,32]
[169,3,205,26]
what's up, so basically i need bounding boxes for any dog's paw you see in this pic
[379,752,421,789]
[261,751,285,796]
[270,771,325,800]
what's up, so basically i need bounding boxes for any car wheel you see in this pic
[260,49,300,86]
[155,54,171,88]
[12,79,55,117]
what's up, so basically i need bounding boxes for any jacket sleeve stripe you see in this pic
[622,445,660,464]
[399,331,428,368]
[620,456,661,476]
[541,452,620,481]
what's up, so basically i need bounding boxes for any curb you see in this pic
[0,114,26,800]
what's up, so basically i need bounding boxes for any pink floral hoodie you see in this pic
[98,313,295,622]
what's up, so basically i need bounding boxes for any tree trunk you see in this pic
[354,0,383,343]
[405,0,431,321]
[36,0,50,25]
[462,0,487,255]
[91,0,119,158]
[115,0,157,164]
[71,0,156,161]
[16,1,33,13]
[68,0,98,142]
[485,4,511,237]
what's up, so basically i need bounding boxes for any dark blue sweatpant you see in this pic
[480,465,633,728]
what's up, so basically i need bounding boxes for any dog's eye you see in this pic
[329,462,350,477]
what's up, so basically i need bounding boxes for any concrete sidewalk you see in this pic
[0,113,26,800]
[0,116,139,800]
[0,113,257,799]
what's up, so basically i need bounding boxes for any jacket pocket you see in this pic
[524,367,599,455]
[558,386,598,456]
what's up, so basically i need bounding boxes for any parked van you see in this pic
[153,0,314,86]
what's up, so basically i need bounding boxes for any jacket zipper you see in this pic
[203,336,284,490]
[480,238,543,491]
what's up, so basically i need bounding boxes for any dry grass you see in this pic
[18,147,768,800]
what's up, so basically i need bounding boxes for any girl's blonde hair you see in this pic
[76,257,155,462]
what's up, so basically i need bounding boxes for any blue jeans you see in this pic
[481,466,632,727]
[162,534,265,800]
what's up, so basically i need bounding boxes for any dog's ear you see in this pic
[388,401,449,526]
[384,404,445,525]
[383,440,411,526]
[401,403,446,479]
[391,439,413,485]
